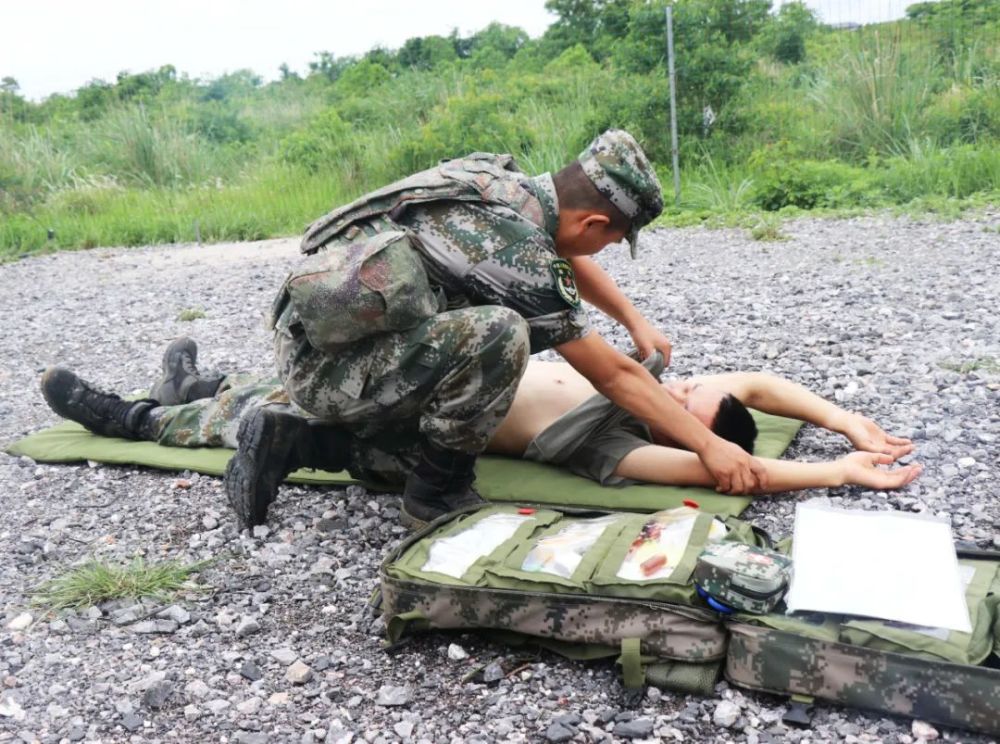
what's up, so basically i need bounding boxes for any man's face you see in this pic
[663,381,725,428]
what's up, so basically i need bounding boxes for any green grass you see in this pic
[749,216,789,241]
[32,557,210,611]
[938,356,1000,374]
[176,307,206,321]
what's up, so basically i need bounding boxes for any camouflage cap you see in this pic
[578,129,664,258]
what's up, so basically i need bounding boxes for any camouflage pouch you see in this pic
[280,230,440,352]
[725,551,1000,736]
[693,543,792,615]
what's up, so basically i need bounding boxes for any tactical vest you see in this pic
[299,152,538,255]
[273,153,544,352]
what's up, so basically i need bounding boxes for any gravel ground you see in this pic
[1,212,998,744]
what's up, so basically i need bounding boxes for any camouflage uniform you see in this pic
[269,130,661,463]
[270,162,580,461]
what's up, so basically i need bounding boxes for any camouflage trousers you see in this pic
[275,305,530,455]
[150,305,530,487]
[148,376,423,487]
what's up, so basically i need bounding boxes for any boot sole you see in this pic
[224,408,281,530]
[150,337,198,406]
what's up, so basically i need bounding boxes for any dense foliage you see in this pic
[1,0,997,256]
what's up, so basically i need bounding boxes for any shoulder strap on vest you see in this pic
[300,153,529,255]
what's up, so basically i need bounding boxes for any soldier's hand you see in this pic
[629,320,672,365]
[698,438,769,494]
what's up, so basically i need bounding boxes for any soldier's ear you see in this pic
[580,213,611,232]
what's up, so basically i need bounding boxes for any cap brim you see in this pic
[627,225,640,259]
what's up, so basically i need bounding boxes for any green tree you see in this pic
[758,2,818,64]
[543,0,630,60]
[308,52,352,82]
[398,35,458,70]
[335,60,391,97]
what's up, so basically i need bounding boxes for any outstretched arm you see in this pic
[569,256,672,363]
[557,331,768,494]
[614,445,922,494]
[700,372,914,460]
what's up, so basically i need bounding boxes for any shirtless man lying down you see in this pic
[40,338,921,528]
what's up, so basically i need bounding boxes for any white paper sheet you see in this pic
[786,500,971,632]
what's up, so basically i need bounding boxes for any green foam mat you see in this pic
[5,411,800,518]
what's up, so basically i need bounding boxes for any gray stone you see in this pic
[482,661,505,684]
[240,660,264,681]
[446,643,468,661]
[545,722,575,742]
[613,718,655,738]
[157,605,191,624]
[142,679,174,710]
[120,712,142,732]
[375,685,412,707]
[286,660,313,685]
[235,616,262,638]
[713,700,740,728]
[393,721,415,738]
[131,619,178,634]
[270,648,297,665]
[235,733,268,744]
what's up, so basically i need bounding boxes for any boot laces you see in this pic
[78,383,134,427]
[178,350,200,378]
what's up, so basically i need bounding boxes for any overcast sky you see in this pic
[2,0,917,101]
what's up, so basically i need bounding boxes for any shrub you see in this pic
[391,92,535,172]
[279,109,357,176]
[748,145,876,210]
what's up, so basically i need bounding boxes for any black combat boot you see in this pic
[41,367,158,440]
[224,407,351,531]
[401,440,486,529]
[149,337,225,406]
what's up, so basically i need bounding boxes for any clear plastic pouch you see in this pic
[521,515,623,579]
[616,508,728,582]
[421,513,535,579]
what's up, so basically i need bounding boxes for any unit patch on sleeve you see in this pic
[550,259,581,308]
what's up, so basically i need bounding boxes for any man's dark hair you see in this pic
[552,160,631,232]
[711,394,758,454]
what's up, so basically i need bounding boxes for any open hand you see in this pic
[840,451,923,490]
[841,413,913,460]
[699,438,769,494]
[629,320,672,365]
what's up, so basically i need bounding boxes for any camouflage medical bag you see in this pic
[376,504,1000,736]
[376,503,766,696]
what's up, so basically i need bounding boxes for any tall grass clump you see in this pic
[811,27,939,158]
[90,105,223,187]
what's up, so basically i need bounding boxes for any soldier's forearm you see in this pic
[569,256,644,329]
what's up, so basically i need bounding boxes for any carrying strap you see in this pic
[385,610,429,646]
[645,660,722,696]
[619,638,645,689]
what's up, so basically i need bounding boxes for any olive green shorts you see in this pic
[522,352,664,487]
